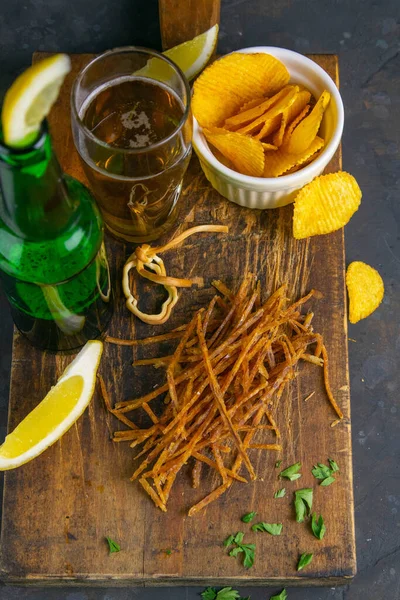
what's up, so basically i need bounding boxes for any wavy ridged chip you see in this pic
[204,127,265,177]
[346,261,384,323]
[192,52,290,128]
[273,89,312,147]
[293,171,362,239]
[264,136,324,177]
[284,90,330,154]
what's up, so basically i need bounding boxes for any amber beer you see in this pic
[71,48,192,243]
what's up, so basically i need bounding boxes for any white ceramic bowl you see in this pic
[192,46,344,209]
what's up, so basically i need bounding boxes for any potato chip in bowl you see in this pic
[192,47,344,209]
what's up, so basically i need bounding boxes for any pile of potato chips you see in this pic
[193,52,330,178]
[193,51,384,323]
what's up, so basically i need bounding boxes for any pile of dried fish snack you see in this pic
[102,277,343,516]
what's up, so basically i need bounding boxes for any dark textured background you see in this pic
[0,0,399,598]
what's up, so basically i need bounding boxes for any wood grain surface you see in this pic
[159,0,220,49]
[0,53,355,587]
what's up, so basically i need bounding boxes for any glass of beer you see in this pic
[71,47,192,243]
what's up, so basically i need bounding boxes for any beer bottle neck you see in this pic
[0,122,75,240]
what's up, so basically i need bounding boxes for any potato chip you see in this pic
[204,127,265,177]
[287,89,312,120]
[238,97,266,112]
[192,53,290,128]
[272,112,288,147]
[285,147,324,174]
[224,86,295,130]
[272,90,311,147]
[254,114,282,140]
[236,86,299,136]
[212,146,236,170]
[263,136,324,177]
[346,261,384,324]
[281,105,310,147]
[285,90,330,154]
[261,142,278,151]
[293,171,362,239]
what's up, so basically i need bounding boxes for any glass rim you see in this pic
[71,46,192,155]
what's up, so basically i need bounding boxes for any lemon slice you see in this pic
[2,53,71,148]
[0,340,103,470]
[138,24,219,82]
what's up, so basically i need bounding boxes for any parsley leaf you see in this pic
[252,522,283,536]
[105,536,120,554]
[280,462,302,481]
[241,511,257,523]
[294,488,313,523]
[275,460,282,468]
[320,476,336,487]
[329,458,339,472]
[201,589,245,600]
[241,543,256,569]
[297,552,313,571]
[312,459,339,486]
[234,531,245,544]
[229,546,244,558]
[270,589,287,600]
[311,463,332,480]
[201,588,217,600]
[226,532,255,569]
[216,588,241,600]
[274,488,286,498]
[224,534,235,547]
[311,513,326,540]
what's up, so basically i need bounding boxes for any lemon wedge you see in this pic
[2,53,71,148]
[0,340,103,470]
[139,24,219,82]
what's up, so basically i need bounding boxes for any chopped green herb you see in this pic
[274,488,286,498]
[105,536,120,554]
[241,544,255,569]
[294,488,313,523]
[270,590,287,600]
[275,460,282,468]
[320,476,336,487]
[201,586,250,600]
[312,459,339,485]
[215,589,242,600]
[329,458,339,472]
[201,586,247,600]
[252,522,283,536]
[311,513,326,540]
[224,534,235,547]
[234,531,245,544]
[280,462,302,481]
[311,463,332,480]
[201,588,217,600]
[297,552,313,571]
[165,548,172,555]
[226,532,255,569]
[241,511,257,523]
[229,547,244,558]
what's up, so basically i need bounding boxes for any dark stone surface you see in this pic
[0,0,399,598]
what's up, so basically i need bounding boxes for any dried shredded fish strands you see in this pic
[122,225,228,325]
[106,279,341,515]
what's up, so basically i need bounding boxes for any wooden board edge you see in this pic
[0,574,356,588]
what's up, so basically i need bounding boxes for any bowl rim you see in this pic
[192,46,344,190]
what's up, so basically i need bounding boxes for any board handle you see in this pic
[159,0,221,50]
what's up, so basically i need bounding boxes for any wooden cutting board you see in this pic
[0,53,356,587]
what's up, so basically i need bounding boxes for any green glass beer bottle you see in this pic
[0,122,113,351]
